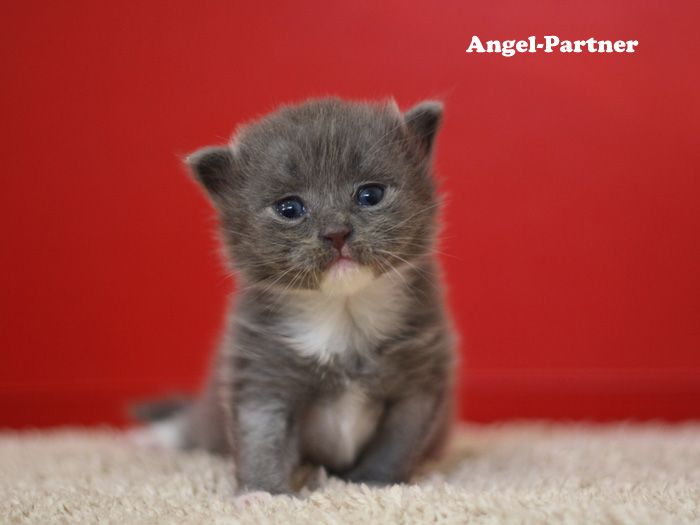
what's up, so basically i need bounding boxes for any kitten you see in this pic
[160,98,455,497]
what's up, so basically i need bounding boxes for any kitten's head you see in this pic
[188,98,443,296]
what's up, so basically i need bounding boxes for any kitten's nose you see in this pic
[322,226,352,251]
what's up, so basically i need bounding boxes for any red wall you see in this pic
[1,1,698,428]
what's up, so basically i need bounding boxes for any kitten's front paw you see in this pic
[231,491,272,509]
[231,491,294,510]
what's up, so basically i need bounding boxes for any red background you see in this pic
[1,1,699,428]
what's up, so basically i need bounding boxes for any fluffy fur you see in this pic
[164,98,456,496]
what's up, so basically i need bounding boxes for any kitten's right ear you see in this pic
[186,146,236,204]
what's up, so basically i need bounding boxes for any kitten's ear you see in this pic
[186,146,236,205]
[403,101,443,159]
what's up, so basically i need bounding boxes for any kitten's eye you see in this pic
[357,185,385,207]
[276,197,306,220]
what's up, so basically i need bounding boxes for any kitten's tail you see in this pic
[129,394,193,423]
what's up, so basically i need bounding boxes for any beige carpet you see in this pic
[2,422,699,524]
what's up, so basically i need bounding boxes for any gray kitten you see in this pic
[148,98,456,498]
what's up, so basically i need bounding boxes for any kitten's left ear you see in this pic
[403,101,443,159]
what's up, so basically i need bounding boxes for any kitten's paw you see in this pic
[230,491,273,509]
[305,465,329,491]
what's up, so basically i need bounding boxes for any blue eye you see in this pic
[276,197,306,219]
[357,185,385,207]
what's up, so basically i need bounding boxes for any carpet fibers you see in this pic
[2,422,699,524]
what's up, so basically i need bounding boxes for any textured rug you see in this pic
[1,422,699,524]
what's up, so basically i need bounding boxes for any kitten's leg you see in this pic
[343,391,447,484]
[233,397,299,495]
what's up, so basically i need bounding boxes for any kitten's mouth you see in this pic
[320,249,374,296]
[329,255,358,273]
[328,245,358,268]
[325,246,363,277]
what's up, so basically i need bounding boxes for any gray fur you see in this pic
[182,98,456,495]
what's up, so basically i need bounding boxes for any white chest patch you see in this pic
[301,384,383,471]
[282,270,406,363]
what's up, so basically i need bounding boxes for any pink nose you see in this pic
[323,227,351,251]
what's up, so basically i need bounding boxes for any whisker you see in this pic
[380,237,463,261]
[374,249,438,279]
[268,266,309,313]
[378,256,430,305]
[217,257,292,288]
[233,256,292,268]
[220,229,292,250]
[237,265,297,297]
[381,201,443,235]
